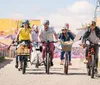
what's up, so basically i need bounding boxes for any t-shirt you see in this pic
[88,31,100,44]
[19,28,31,41]
[39,26,56,42]
[31,30,39,42]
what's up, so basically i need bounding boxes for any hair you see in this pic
[90,21,96,26]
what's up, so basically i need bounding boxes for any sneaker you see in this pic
[95,68,98,74]
[69,62,72,66]
[60,60,63,65]
[51,61,54,66]
[15,64,18,68]
[84,59,88,64]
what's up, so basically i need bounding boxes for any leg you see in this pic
[49,43,55,66]
[42,43,47,61]
[68,51,71,61]
[49,43,55,61]
[60,51,65,65]
[60,51,65,60]
[15,56,18,68]
[94,45,99,67]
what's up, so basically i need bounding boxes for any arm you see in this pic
[15,30,21,42]
[68,32,75,40]
[51,26,58,40]
[96,26,100,39]
[82,28,90,44]
[31,31,35,42]
[54,33,58,40]
[38,29,42,42]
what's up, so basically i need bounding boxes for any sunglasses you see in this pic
[62,29,66,31]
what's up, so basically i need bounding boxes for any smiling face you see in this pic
[44,24,49,30]
[62,29,66,33]
[35,27,39,32]
[90,25,96,31]
[24,23,28,28]
[44,24,49,29]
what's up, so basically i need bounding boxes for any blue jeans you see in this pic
[60,51,71,61]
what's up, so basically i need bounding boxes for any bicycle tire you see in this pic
[45,53,50,74]
[35,55,39,68]
[87,62,91,76]
[64,54,68,74]
[22,57,27,74]
[91,55,95,78]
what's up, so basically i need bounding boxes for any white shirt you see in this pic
[31,30,39,42]
[88,31,100,44]
[39,26,56,42]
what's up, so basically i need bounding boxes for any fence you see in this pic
[0,42,16,58]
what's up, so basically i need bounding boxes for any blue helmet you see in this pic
[43,20,50,25]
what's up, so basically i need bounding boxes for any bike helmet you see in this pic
[63,23,69,29]
[34,25,39,30]
[43,20,50,25]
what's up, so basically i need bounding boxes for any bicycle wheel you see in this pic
[87,62,91,76]
[22,56,27,74]
[91,55,95,78]
[45,53,50,74]
[64,53,68,74]
[35,55,39,68]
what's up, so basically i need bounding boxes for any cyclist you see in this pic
[38,20,58,66]
[82,21,100,72]
[31,25,39,43]
[59,23,75,65]
[15,20,31,68]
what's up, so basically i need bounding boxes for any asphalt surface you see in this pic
[0,58,100,85]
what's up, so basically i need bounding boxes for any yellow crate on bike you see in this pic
[16,45,30,55]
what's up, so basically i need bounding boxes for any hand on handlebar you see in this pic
[79,43,86,48]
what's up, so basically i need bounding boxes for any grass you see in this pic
[0,56,5,63]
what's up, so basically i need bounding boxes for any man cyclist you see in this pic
[59,23,75,65]
[82,21,100,72]
[38,20,58,66]
[15,20,31,68]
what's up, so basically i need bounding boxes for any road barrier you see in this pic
[0,42,16,58]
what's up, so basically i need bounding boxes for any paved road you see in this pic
[0,58,100,85]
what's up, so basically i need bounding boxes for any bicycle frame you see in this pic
[87,44,95,62]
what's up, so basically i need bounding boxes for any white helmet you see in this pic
[33,25,39,30]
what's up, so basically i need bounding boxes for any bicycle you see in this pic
[31,42,42,68]
[16,41,30,74]
[83,40,100,78]
[60,40,73,74]
[42,41,56,74]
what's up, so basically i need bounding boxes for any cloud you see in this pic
[37,0,95,34]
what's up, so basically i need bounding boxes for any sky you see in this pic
[0,0,97,33]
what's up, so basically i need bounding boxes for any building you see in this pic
[0,19,41,35]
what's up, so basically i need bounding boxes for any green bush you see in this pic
[0,56,5,63]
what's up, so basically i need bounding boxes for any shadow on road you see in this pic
[0,59,13,69]
[68,73,87,75]
[25,71,87,76]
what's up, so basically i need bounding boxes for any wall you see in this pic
[0,19,41,35]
